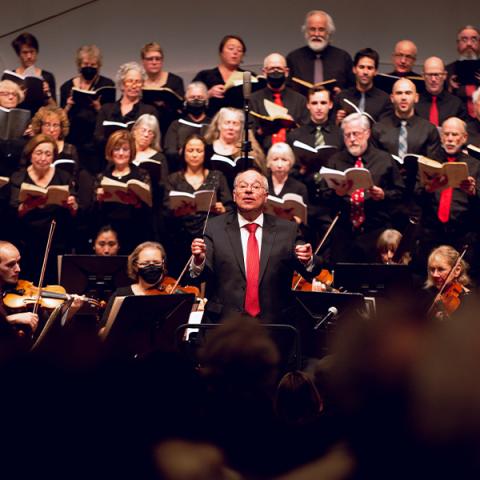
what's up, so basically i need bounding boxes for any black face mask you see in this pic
[80,66,98,81]
[267,71,286,89]
[185,99,207,116]
[138,264,164,284]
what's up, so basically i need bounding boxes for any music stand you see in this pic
[294,290,366,358]
[59,254,130,305]
[100,294,195,358]
[332,263,413,297]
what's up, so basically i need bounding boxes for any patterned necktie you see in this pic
[358,92,366,113]
[437,156,455,223]
[272,92,286,143]
[314,54,324,84]
[350,157,365,229]
[429,95,439,126]
[398,120,408,158]
[314,125,325,147]
[244,223,260,317]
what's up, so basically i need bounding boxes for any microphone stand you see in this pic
[241,71,252,166]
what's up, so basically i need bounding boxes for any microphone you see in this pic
[313,306,338,330]
[242,71,252,100]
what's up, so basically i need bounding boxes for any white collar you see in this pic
[237,212,264,228]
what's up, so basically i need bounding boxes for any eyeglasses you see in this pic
[124,79,143,86]
[424,72,446,79]
[458,36,479,44]
[0,91,16,97]
[136,261,163,268]
[144,56,163,62]
[43,122,61,129]
[343,130,367,139]
[235,182,265,192]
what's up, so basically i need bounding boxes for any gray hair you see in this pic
[205,107,244,143]
[341,112,371,131]
[266,142,295,169]
[133,113,161,151]
[0,80,25,104]
[186,81,208,98]
[302,10,336,36]
[116,61,145,90]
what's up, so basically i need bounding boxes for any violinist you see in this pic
[425,245,472,319]
[0,241,38,335]
[100,241,167,326]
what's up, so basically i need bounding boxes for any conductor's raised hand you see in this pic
[295,243,313,264]
[191,238,206,265]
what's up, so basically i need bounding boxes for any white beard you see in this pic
[459,51,479,61]
[307,38,328,53]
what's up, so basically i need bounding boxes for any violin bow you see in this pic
[427,245,468,316]
[32,220,56,316]
[171,187,217,293]
[292,211,340,291]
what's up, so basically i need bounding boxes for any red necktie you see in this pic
[272,92,286,143]
[350,157,365,228]
[437,156,455,223]
[429,95,439,126]
[244,223,260,317]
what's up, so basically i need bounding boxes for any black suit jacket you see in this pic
[286,45,354,89]
[193,212,321,323]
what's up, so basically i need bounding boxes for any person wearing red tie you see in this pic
[318,113,404,263]
[190,169,322,324]
[415,116,480,280]
[416,57,468,126]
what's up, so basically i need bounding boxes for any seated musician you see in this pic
[100,241,168,326]
[93,225,120,256]
[425,245,472,319]
[0,241,38,335]
[376,229,411,265]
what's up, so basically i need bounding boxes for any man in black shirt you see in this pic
[250,53,308,153]
[416,57,467,126]
[288,87,342,174]
[388,40,421,77]
[373,78,442,198]
[319,113,404,263]
[446,25,480,118]
[415,117,480,277]
[467,87,480,145]
[335,48,392,124]
[286,10,354,91]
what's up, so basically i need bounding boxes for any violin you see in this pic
[3,280,104,311]
[292,269,335,292]
[144,276,200,297]
[428,247,468,319]
[437,281,464,316]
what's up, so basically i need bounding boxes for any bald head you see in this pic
[441,117,467,155]
[391,78,418,118]
[263,53,289,90]
[423,56,447,95]
[263,53,287,70]
[0,241,21,287]
[392,40,417,74]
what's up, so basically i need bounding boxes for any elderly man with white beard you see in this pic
[286,10,354,91]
